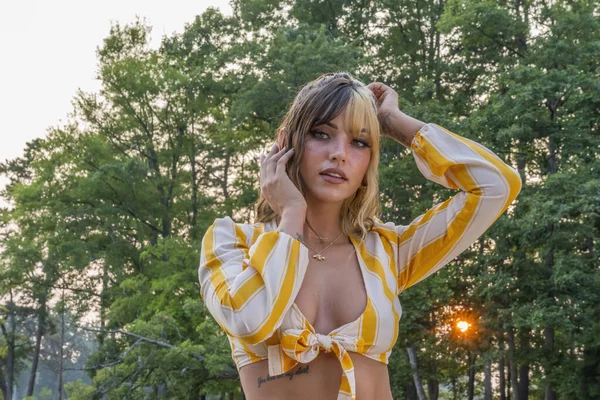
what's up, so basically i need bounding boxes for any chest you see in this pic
[294,243,368,335]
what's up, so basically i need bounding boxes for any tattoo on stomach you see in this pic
[257,364,310,388]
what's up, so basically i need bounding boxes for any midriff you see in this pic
[239,352,393,400]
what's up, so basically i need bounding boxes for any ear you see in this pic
[277,129,285,148]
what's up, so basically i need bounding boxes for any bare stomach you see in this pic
[239,352,393,400]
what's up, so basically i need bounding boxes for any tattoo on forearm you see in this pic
[381,111,410,147]
[277,228,304,242]
[257,364,310,388]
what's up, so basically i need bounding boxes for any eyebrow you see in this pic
[325,121,369,133]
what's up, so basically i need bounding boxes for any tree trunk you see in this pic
[507,328,520,400]
[484,356,492,400]
[0,367,7,400]
[27,290,47,397]
[189,145,198,236]
[507,360,511,400]
[500,355,507,400]
[518,332,530,400]
[467,352,476,400]
[1,293,17,400]
[58,289,65,400]
[99,251,109,347]
[0,323,14,400]
[406,347,427,400]
[544,326,557,400]
[405,382,418,400]
[581,343,600,397]
[427,357,439,400]
[519,367,530,399]
[451,375,459,399]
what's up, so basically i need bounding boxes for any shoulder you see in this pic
[368,217,407,245]
[206,216,273,247]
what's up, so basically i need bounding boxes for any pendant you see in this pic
[312,254,325,261]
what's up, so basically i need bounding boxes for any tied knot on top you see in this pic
[316,333,333,352]
[268,328,358,399]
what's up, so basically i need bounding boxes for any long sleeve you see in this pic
[198,216,309,344]
[375,123,522,295]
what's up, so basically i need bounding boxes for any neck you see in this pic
[303,197,349,245]
[273,198,351,245]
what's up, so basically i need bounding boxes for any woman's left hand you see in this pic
[367,82,400,135]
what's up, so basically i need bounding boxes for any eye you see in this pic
[310,130,371,148]
[354,139,371,148]
[310,130,329,139]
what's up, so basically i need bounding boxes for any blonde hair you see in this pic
[254,72,381,242]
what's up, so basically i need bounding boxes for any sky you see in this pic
[0,0,232,191]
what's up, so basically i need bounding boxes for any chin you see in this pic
[306,186,357,203]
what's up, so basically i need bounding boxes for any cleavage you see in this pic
[294,242,368,335]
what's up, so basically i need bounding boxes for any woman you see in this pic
[199,72,522,399]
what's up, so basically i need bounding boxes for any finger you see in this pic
[367,82,384,91]
[259,153,268,182]
[265,142,279,159]
[275,148,295,175]
[262,145,277,174]
[268,145,287,176]
[267,145,287,172]
[367,85,384,101]
[271,145,288,162]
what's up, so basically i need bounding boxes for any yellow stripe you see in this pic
[340,375,351,393]
[398,200,451,243]
[239,340,263,363]
[378,235,397,281]
[203,223,231,305]
[358,297,377,353]
[248,230,280,274]
[399,132,481,290]
[243,235,301,343]
[204,222,264,310]
[351,237,399,359]
[437,124,522,212]
[340,352,354,370]
[252,222,264,244]
[265,332,280,346]
[204,221,302,344]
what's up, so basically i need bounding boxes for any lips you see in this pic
[320,174,347,184]
[319,168,347,180]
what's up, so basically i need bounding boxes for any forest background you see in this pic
[0,0,598,399]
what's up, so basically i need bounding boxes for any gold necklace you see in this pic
[302,221,344,262]
[305,218,339,243]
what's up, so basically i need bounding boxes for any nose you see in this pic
[329,136,348,163]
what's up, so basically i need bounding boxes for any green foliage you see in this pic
[1,0,598,398]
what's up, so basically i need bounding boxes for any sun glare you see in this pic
[457,320,470,332]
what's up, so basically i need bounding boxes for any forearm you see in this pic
[278,208,307,242]
[380,109,426,148]
[199,216,310,344]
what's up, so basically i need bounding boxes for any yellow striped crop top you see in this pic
[198,123,522,400]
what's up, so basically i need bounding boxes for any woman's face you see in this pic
[298,108,372,204]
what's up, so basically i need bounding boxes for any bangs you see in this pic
[343,89,380,143]
[309,85,380,144]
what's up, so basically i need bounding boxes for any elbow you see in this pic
[200,284,275,345]
[507,168,523,203]
[491,164,522,203]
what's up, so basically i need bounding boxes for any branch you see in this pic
[68,322,238,379]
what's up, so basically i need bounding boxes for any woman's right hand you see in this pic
[259,143,307,216]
